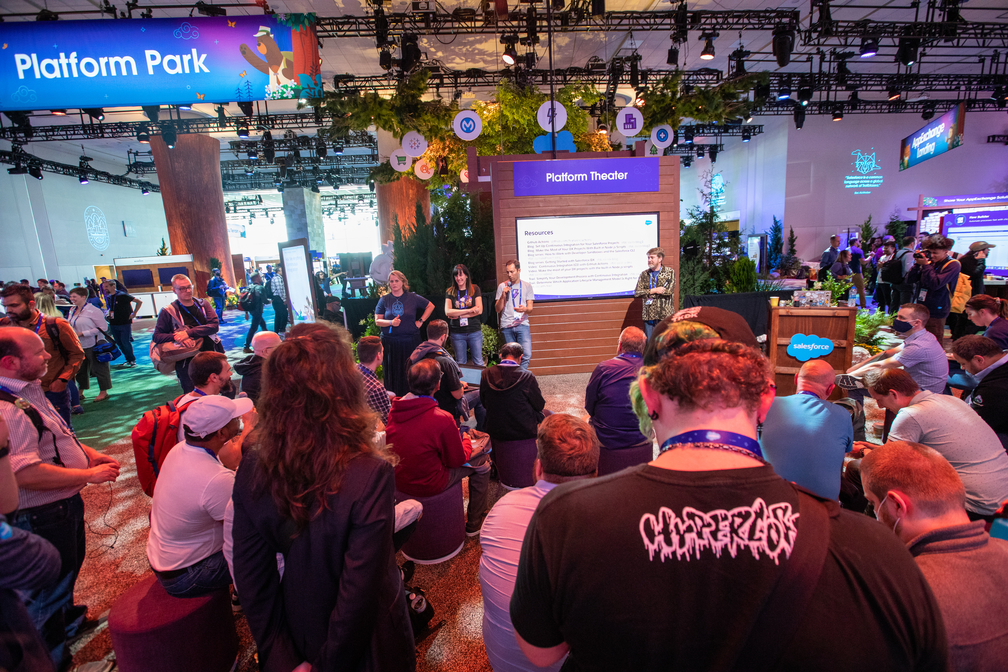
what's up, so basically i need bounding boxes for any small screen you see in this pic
[121,269,154,288]
[946,209,1008,276]
[157,266,190,286]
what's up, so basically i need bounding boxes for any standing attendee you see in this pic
[480,342,545,443]
[0,285,83,428]
[407,319,465,420]
[759,360,853,500]
[584,327,650,452]
[633,248,676,339]
[51,282,70,301]
[818,234,840,281]
[847,237,867,309]
[151,274,223,394]
[67,288,111,404]
[269,265,289,335]
[510,338,949,670]
[356,335,391,426]
[890,236,918,308]
[495,260,534,370]
[873,239,897,314]
[206,268,230,324]
[480,414,598,672]
[444,264,484,366]
[950,335,1008,436]
[231,324,416,672]
[235,331,280,404]
[242,273,268,354]
[908,234,961,342]
[950,241,993,340]
[861,441,1008,670]
[103,280,141,368]
[0,328,119,669]
[375,271,434,397]
[963,294,1008,350]
[916,231,930,250]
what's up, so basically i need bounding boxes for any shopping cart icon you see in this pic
[396,155,408,166]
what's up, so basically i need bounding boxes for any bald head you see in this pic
[251,331,282,358]
[0,327,49,381]
[796,360,836,398]
[617,327,646,356]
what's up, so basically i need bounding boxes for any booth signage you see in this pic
[0,16,321,111]
[923,192,1008,208]
[899,103,965,171]
[787,333,835,362]
[512,157,659,197]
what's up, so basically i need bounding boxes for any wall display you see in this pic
[513,157,659,197]
[389,148,412,172]
[401,131,428,157]
[0,16,321,111]
[787,333,835,362]
[280,240,316,323]
[899,103,966,171]
[946,208,1008,276]
[615,106,644,136]
[516,212,659,301]
[453,110,483,141]
[84,205,110,251]
[536,100,567,132]
[650,124,675,149]
[924,192,1008,208]
[844,148,884,194]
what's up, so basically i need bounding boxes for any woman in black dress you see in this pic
[374,270,434,396]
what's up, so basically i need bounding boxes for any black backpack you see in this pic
[238,285,260,312]
[880,249,910,284]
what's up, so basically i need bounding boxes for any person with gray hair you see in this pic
[585,327,651,452]
[861,440,1008,670]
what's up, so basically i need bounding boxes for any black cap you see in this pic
[644,306,759,365]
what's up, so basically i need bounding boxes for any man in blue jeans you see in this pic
[147,395,252,597]
[495,260,534,370]
[103,280,142,368]
[206,268,229,323]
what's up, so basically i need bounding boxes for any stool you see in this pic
[492,438,538,489]
[597,443,654,477]
[108,575,238,672]
[396,480,465,564]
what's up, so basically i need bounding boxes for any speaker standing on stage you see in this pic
[375,271,434,397]
[634,248,675,339]
[495,260,534,370]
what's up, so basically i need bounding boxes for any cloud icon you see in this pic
[10,86,37,104]
[533,130,576,154]
[787,334,835,362]
[174,22,199,39]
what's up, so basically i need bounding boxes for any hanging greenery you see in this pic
[637,72,768,131]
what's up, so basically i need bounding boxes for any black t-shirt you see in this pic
[445,286,482,334]
[106,292,136,325]
[511,464,949,672]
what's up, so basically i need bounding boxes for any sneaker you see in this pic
[125,361,136,368]
[834,374,865,390]
[399,560,415,585]
[243,346,253,354]
[71,405,85,415]
[465,518,485,537]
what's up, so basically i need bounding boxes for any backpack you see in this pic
[880,249,910,284]
[131,394,200,496]
[43,316,73,364]
[263,276,275,301]
[239,285,260,312]
[950,272,972,313]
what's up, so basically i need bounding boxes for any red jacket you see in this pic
[385,396,472,497]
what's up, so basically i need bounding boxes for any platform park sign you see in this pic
[0,16,321,112]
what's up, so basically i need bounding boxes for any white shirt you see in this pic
[147,441,235,571]
[496,280,534,329]
[68,303,109,350]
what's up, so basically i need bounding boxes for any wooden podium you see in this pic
[767,305,857,396]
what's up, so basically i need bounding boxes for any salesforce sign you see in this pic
[787,334,834,362]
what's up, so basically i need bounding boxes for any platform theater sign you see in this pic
[0,15,321,111]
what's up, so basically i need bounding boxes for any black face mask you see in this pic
[892,319,914,334]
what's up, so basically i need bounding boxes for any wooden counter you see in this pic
[767,305,857,396]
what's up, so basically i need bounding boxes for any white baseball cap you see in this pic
[183,395,254,438]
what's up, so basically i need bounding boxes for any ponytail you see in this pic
[999,297,1008,320]
[965,294,1008,319]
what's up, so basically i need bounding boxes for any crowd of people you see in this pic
[2,238,1008,672]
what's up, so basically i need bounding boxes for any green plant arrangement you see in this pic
[766,216,783,273]
[886,206,909,241]
[859,214,877,246]
[854,309,893,351]
[815,277,854,305]
[726,257,757,293]
[208,257,222,271]
[156,238,169,256]
[679,169,733,301]
[482,324,502,365]
[637,72,767,130]
[787,226,797,256]
[755,277,788,292]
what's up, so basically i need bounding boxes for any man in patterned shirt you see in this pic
[270,264,289,335]
[633,248,675,339]
[0,328,119,669]
[357,335,391,426]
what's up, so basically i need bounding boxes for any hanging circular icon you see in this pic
[616,106,644,136]
[643,140,663,158]
[414,157,435,180]
[537,101,567,132]
[651,124,675,149]
[402,131,428,157]
[453,110,483,141]
[390,148,412,172]
[460,168,470,183]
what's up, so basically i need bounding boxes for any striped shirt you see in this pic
[357,363,391,425]
[270,275,287,301]
[0,375,89,509]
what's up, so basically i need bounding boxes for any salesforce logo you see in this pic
[645,219,653,226]
[787,334,834,362]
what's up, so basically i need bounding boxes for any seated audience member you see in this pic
[964,294,1008,350]
[231,323,416,671]
[846,303,948,393]
[951,335,1008,436]
[480,414,599,672]
[481,342,545,442]
[356,335,391,426]
[509,339,949,670]
[408,319,465,420]
[861,441,1008,669]
[147,395,252,597]
[387,359,490,535]
[760,360,853,500]
[234,331,281,404]
[176,352,251,469]
[862,368,1008,519]
[584,327,651,451]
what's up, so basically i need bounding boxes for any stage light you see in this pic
[400,34,421,71]
[793,104,805,130]
[5,111,31,128]
[7,165,27,175]
[667,46,679,67]
[888,88,901,101]
[501,35,518,65]
[161,123,177,149]
[921,102,936,121]
[333,143,344,154]
[848,90,860,111]
[730,48,748,77]
[797,78,812,106]
[742,130,751,142]
[142,105,160,123]
[896,29,919,67]
[51,109,67,116]
[860,34,878,58]
[316,136,327,158]
[141,184,150,195]
[833,107,844,121]
[137,124,150,143]
[778,83,792,101]
[248,148,258,160]
[374,6,389,47]
[245,165,254,176]
[754,82,771,100]
[378,49,393,71]
[696,146,705,158]
[744,112,753,123]
[684,127,694,144]
[682,156,692,168]
[772,25,794,67]
[83,108,105,122]
[629,57,639,88]
[672,130,679,146]
[991,87,1004,102]
[29,166,43,180]
[591,0,605,18]
[236,120,250,138]
[178,103,192,111]
[709,147,718,163]
[194,1,226,17]
[699,34,715,61]
[79,172,89,185]
[597,123,607,135]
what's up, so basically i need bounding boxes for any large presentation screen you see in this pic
[516,213,659,301]
[946,209,1008,277]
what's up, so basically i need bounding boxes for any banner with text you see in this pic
[923,192,1008,208]
[899,103,965,171]
[0,16,320,111]
[512,157,659,197]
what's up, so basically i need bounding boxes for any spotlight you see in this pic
[245,164,255,176]
[141,184,150,195]
[629,57,639,89]
[333,143,344,154]
[501,35,519,66]
[793,104,805,130]
[991,87,1004,102]
[833,106,844,121]
[142,105,160,123]
[591,0,605,18]
[699,34,716,61]
[51,109,67,116]
[236,120,250,138]
[797,78,812,106]
[860,34,878,58]
[672,130,679,146]
[379,49,392,71]
[836,58,852,88]
[848,90,860,111]
[374,6,389,47]
[684,127,694,144]
[888,88,901,101]
[36,8,59,20]
[772,25,795,68]
[730,48,748,77]
[237,101,254,117]
[742,130,751,142]
[248,149,258,160]
[400,34,421,71]
[667,46,679,67]
[216,105,226,126]
[28,166,43,180]
[921,102,936,121]
[896,29,920,67]
[709,147,718,163]
[744,113,753,123]
[279,165,288,180]
[79,172,89,185]
[178,103,192,111]
[83,108,105,122]
[696,146,705,158]
[137,124,150,143]
[316,136,327,158]
[597,123,607,134]
[525,51,537,70]
[682,156,692,168]
[161,123,177,149]
[7,165,27,175]
[194,1,226,17]
[4,111,31,128]
[369,181,376,192]
[778,83,792,101]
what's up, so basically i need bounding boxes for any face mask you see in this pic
[875,494,901,533]
[892,319,914,334]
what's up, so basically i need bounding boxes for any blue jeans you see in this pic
[644,321,658,339]
[451,331,484,366]
[45,387,72,430]
[212,296,225,322]
[245,309,267,347]
[13,494,86,669]
[108,323,136,363]
[154,550,233,598]
[501,323,532,370]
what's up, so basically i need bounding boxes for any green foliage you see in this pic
[680,169,733,298]
[726,257,757,293]
[777,254,802,278]
[392,202,444,296]
[638,73,767,131]
[208,257,222,270]
[767,217,784,272]
[817,276,854,305]
[855,309,894,348]
[886,207,910,241]
[859,214,877,247]
[482,323,502,365]
[756,277,788,292]
[156,238,169,256]
[787,226,798,256]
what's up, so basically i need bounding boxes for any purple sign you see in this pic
[513,157,659,197]
[923,193,1008,208]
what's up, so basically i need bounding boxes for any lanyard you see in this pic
[178,301,204,325]
[191,389,207,397]
[198,445,219,462]
[511,283,522,310]
[618,352,642,360]
[797,391,820,397]
[0,382,83,465]
[649,269,661,289]
[32,312,44,335]
[659,429,764,461]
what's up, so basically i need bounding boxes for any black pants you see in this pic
[245,309,267,347]
[891,284,914,310]
[272,298,288,333]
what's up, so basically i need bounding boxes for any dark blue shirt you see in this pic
[375,292,431,338]
[584,353,649,450]
[985,317,1008,351]
[848,246,864,274]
